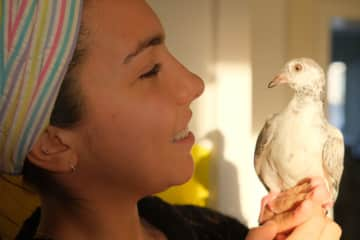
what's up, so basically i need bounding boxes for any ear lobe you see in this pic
[27,127,78,173]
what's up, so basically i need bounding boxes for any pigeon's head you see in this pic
[268,58,325,94]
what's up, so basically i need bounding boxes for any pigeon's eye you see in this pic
[294,64,303,72]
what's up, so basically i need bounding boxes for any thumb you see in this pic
[246,221,278,240]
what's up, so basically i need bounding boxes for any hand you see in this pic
[246,177,342,240]
[260,177,332,224]
[246,201,341,240]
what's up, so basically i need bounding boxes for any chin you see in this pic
[171,155,194,185]
[154,156,194,193]
[141,153,194,197]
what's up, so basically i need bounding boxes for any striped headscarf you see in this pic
[0,0,83,175]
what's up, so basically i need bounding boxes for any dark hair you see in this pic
[22,23,88,196]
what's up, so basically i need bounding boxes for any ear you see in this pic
[27,126,78,173]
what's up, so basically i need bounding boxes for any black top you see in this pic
[16,196,249,240]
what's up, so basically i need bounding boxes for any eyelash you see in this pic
[140,64,161,79]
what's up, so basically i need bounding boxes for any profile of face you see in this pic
[50,0,205,197]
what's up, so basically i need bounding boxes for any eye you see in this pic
[294,63,303,72]
[140,64,161,79]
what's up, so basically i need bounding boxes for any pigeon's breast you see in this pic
[269,110,327,188]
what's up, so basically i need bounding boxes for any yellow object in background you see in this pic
[156,142,212,206]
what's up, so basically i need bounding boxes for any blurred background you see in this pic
[146,0,360,239]
[1,0,359,239]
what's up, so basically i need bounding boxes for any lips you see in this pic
[173,127,190,142]
[171,109,193,142]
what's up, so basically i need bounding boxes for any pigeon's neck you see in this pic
[289,92,325,115]
[294,85,323,100]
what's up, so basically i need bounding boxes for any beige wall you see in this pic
[288,0,360,67]
[251,0,291,138]
[147,0,360,227]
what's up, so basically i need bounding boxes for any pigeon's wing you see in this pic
[322,124,345,201]
[254,114,278,185]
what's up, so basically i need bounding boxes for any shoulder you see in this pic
[139,196,249,240]
[17,197,249,240]
[15,207,42,240]
[175,204,249,239]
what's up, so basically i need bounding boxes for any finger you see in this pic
[260,206,275,224]
[270,199,323,234]
[320,219,342,240]
[296,177,313,185]
[287,216,326,240]
[268,177,330,215]
[278,181,311,198]
[266,180,314,214]
[281,176,326,197]
[293,176,328,196]
[259,192,280,223]
[308,182,333,209]
[268,192,308,215]
[309,184,331,202]
[306,176,327,189]
[275,234,287,240]
[245,221,277,240]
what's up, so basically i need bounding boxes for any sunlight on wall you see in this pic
[216,62,252,160]
[192,81,218,139]
[215,61,266,227]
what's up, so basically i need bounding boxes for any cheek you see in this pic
[81,94,176,172]
[78,83,192,191]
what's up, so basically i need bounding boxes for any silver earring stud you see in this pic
[70,164,76,173]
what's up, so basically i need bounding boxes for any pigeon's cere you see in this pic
[254,58,344,206]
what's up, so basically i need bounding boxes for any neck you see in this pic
[294,92,322,102]
[288,90,324,115]
[293,84,325,101]
[37,193,160,240]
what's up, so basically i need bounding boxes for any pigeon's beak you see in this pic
[268,73,288,88]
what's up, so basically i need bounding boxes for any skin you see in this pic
[27,0,341,239]
[249,178,342,239]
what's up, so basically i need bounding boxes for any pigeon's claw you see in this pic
[258,191,280,224]
[307,176,333,210]
[323,201,334,212]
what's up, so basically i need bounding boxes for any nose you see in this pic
[170,58,205,105]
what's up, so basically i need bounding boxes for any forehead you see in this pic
[83,0,163,57]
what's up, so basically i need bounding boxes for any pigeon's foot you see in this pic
[258,191,280,224]
[307,176,333,211]
[323,201,334,211]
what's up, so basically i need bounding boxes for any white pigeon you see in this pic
[254,58,344,204]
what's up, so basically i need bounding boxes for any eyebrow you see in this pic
[123,34,164,64]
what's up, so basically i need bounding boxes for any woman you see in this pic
[0,0,341,239]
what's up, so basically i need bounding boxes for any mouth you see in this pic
[172,127,190,142]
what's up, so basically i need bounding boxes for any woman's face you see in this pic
[72,0,204,195]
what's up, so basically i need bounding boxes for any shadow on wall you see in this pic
[205,130,242,220]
